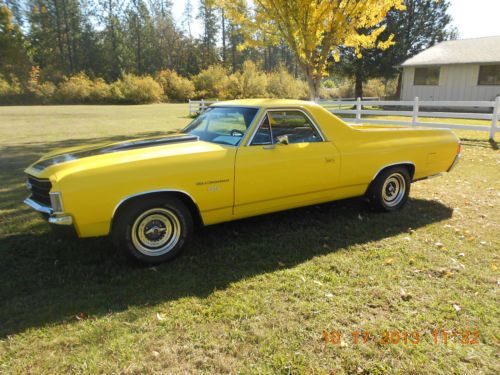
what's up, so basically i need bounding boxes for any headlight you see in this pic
[49,192,64,213]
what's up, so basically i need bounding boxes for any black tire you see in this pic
[112,196,193,264]
[366,166,411,212]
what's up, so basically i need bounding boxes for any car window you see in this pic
[251,110,322,145]
[269,111,322,144]
[183,107,258,146]
[251,115,272,145]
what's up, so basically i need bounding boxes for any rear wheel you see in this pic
[112,196,193,264]
[367,167,411,212]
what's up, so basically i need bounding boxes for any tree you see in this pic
[0,3,31,81]
[338,0,456,98]
[198,0,219,67]
[221,0,404,100]
[182,0,193,38]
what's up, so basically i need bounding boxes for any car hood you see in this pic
[25,133,223,180]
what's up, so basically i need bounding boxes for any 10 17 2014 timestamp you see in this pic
[323,329,480,346]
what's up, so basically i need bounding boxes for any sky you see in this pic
[448,0,500,39]
[171,0,500,40]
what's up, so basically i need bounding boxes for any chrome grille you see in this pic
[27,176,52,206]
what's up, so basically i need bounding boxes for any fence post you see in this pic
[490,96,500,141]
[355,97,362,124]
[201,98,205,112]
[412,97,419,126]
[188,99,192,116]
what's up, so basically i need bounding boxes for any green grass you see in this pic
[0,104,499,374]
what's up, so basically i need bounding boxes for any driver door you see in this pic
[233,109,340,218]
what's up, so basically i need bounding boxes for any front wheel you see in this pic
[112,196,193,264]
[366,167,411,212]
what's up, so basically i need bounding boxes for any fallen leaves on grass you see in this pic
[400,288,412,301]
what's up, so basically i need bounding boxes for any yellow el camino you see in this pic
[24,99,460,264]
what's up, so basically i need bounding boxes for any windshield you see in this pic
[183,107,259,146]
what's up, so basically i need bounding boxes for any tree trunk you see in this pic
[396,71,402,99]
[61,0,74,73]
[221,9,226,66]
[354,72,363,99]
[306,75,321,101]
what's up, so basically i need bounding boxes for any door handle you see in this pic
[325,157,335,163]
[263,144,276,150]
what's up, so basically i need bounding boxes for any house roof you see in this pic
[400,36,500,67]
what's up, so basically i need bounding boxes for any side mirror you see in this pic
[276,135,289,145]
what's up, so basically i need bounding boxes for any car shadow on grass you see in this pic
[0,196,452,338]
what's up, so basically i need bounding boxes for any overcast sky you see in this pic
[171,0,500,40]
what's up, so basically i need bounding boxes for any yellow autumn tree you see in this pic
[220,0,405,100]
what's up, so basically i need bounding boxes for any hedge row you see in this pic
[0,62,309,105]
[0,62,398,105]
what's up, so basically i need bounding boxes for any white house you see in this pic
[399,36,500,101]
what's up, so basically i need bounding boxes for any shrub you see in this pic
[322,79,336,89]
[193,65,230,98]
[156,69,195,101]
[267,66,308,99]
[363,78,385,98]
[25,67,56,103]
[89,78,111,103]
[0,74,22,97]
[35,82,56,102]
[110,74,163,104]
[226,61,268,99]
[54,73,94,103]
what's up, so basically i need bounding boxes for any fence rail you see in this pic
[323,97,499,140]
[188,99,218,116]
[187,97,499,140]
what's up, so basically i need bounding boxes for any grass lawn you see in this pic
[0,104,499,374]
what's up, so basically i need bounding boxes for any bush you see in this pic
[363,78,385,98]
[0,74,22,97]
[110,74,163,104]
[226,61,268,99]
[322,79,336,89]
[267,66,308,99]
[24,67,56,103]
[54,73,94,103]
[156,69,195,101]
[193,65,230,98]
[89,78,111,103]
[34,82,56,102]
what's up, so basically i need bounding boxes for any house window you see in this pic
[478,65,500,85]
[414,67,440,85]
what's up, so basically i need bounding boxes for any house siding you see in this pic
[401,64,500,101]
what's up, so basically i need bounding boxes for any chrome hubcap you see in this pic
[382,173,406,207]
[131,208,181,256]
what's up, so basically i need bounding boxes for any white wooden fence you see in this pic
[321,97,500,140]
[188,97,500,140]
[188,99,218,116]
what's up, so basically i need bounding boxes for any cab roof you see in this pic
[211,98,318,108]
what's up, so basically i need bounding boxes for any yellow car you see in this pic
[24,99,460,264]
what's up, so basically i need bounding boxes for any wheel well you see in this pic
[374,163,415,181]
[111,191,203,231]
[366,163,415,195]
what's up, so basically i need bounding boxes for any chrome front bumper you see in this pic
[24,197,73,226]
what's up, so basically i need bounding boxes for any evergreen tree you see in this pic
[0,3,31,81]
[197,0,219,68]
[338,0,457,98]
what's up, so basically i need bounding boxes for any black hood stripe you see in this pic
[33,134,199,171]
